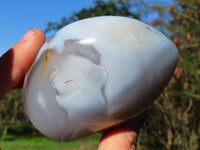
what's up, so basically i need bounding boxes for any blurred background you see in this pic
[0,0,199,150]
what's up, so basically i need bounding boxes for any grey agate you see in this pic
[23,16,178,141]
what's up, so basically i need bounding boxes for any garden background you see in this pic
[0,0,200,150]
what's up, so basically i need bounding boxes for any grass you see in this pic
[0,134,101,150]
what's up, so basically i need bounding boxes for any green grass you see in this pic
[0,134,101,150]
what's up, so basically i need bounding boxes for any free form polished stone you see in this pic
[23,16,178,141]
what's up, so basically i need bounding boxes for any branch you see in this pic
[152,131,168,149]
[183,91,200,100]
[183,43,199,50]
[177,12,200,26]
[154,101,171,126]
[154,101,163,112]
[185,99,193,114]
[181,99,193,125]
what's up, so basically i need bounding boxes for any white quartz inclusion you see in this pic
[50,55,107,118]
[23,16,178,141]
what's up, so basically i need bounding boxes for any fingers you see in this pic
[99,126,138,150]
[98,111,146,150]
[0,28,45,99]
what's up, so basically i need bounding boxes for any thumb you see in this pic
[0,28,45,99]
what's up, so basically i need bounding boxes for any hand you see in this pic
[0,29,145,150]
[98,111,145,150]
[0,29,45,98]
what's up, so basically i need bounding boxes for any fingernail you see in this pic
[20,29,35,42]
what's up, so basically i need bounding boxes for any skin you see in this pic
[0,29,145,150]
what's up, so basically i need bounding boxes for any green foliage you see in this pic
[45,0,140,33]
[0,0,200,150]
[0,89,41,139]
[137,0,200,150]
[0,134,101,150]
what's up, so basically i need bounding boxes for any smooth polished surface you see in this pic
[23,16,178,141]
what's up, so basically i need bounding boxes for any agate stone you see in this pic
[23,16,178,141]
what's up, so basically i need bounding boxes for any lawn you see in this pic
[0,134,101,150]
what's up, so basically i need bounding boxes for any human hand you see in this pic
[98,111,145,150]
[0,29,145,150]
[0,29,46,99]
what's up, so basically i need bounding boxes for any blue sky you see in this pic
[0,0,97,56]
[0,0,173,56]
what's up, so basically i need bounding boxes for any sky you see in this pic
[0,0,174,56]
[0,0,97,56]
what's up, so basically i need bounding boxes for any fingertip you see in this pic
[32,28,46,43]
[20,28,46,45]
[0,28,46,97]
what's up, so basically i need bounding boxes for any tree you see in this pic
[1,0,199,149]
[137,0,200,150]
[45,0,200,149]
[45,0,140,33]
[0,0,140,140]
[0,89,23,139]
[0,89,39,139]
[45,1,200,149]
